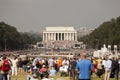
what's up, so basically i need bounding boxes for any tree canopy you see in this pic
[0,22,42,51]
[80,16,120,49]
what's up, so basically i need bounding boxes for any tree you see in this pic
[80,16,120,49]
[0,22,42,51]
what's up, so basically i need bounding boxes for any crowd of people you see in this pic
[0,51,120,80]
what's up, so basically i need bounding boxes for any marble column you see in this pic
[53,33,55,41]
[48,33,50,41]
[50,33,51,41]
[70,33,72,40]
[73,33,74,40]
[57,33,59,41]
[45,33,46,41]
[73,33,75,41]
[75,33,77,41]
[71,33,73,40]
[43,33,44,41]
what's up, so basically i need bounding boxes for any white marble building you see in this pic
[36,26,83,49]
[43,27,77,41]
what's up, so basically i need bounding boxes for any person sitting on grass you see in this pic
[42,74,50,80]
[39,65,49,79]
[49,67,56,76]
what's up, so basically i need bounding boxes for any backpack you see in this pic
[1,60,11,71]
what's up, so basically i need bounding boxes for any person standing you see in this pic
[114,57,119,80]
[104,54,112,80]
[11,56,18,76]
[17,58,23,74]
[76,52,93,80]
[1,56,11,80]
[69,58,77,80]
[0,57,3,80]
[48,58,54,70]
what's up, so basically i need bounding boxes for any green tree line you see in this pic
[80,16,120,49]
[0,22,42,51]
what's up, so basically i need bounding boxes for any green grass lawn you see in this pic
[11,72,120,80]
[11,72,69,80]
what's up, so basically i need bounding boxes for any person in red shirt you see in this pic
[39,65,48,79]
[93,60,98,72]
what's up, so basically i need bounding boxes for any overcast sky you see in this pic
[0,0,120,32]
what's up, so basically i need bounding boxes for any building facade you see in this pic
[43,27,77,41]
[36,26,83,49]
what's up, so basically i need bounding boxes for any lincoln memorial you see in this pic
[43,27,77,41]
[37,26,80,49]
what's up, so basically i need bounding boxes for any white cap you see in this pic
[42,65,45,67]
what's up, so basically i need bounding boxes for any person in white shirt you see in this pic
[102,57,106,72]
[48,58,54,70]
[11,57,18,76]
[104,54,112,80]
[62,58,69,66]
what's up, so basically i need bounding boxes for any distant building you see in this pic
[77,27,94,37]
[36,26,86,49]
[43,26,77,41]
